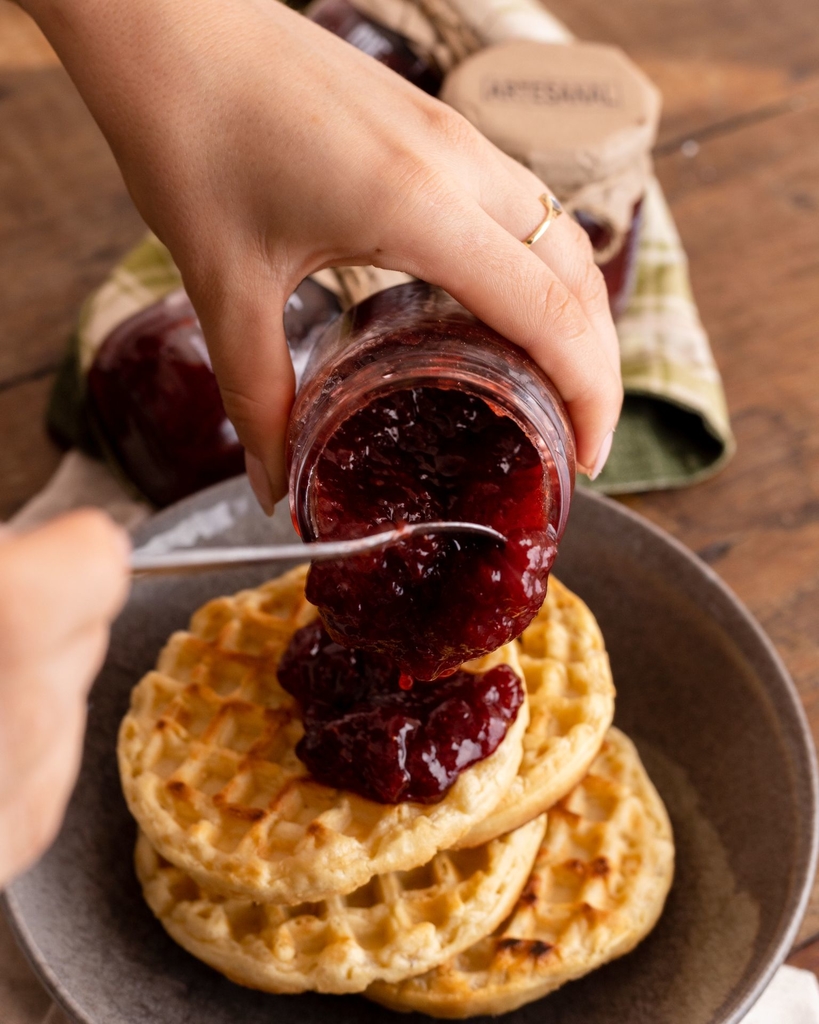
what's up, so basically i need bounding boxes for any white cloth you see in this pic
[742,966,819,1023]
[9,451,150,533]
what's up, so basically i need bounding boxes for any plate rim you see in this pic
[571,490,819,1024]
[4,478,818,1024]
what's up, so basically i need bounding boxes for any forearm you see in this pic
[14,0,219,226]
[13,0,319,260]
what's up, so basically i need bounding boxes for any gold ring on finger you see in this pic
[523,193,564,247]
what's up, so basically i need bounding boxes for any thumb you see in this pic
[189,274,296,513]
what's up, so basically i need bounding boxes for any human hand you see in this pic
[0,512,130,888]
[20,0,622,507]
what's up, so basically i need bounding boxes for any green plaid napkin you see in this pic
[49,1,734,496]
[590,175,734,492]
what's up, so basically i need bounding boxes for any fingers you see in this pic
[400,198,623,472]
[533,219,622,392]
[0,510,130,672]
[0,689,88,887]
[0,512,123,887]
[370,111,622,473]
[0,622,110,804]
[487,151,623,386]
[186,269,295,512]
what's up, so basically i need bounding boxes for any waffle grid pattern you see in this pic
[136,814,546,994]
[369,727,675,1017]
[118,565,529,904]
[457,577,616,848]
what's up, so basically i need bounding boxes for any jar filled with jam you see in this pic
[88,279,340,506]
[441,40,662,319]
[306,0,444,94]
[288,281,575,681]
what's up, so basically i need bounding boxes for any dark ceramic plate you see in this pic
[5,479,818,1024]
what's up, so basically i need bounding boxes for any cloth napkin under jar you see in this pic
[47,0,734,502]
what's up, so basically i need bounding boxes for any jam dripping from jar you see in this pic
[278,619,523,804]
[304,386,557,681]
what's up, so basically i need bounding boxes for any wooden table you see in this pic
[2,0,819,983]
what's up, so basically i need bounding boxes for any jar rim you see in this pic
[289,324,575,542]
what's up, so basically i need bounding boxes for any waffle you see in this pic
[368,727,674,1017]
[455,577,615,849]
[118,565,530,905]
[135,813,546,994]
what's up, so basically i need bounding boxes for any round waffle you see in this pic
[135,813,546,994]
[455,577,615,849]
[118,565,530,905]
[368,727,674,1018]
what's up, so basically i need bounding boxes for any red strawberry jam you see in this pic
[278,619,523,804]
[87,291,244,507]
[288,284,575,681]
[304,386,558,680]
[87,280,339,506]
[574,199,644,320]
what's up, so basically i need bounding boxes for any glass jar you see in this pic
[87,289,244,506]
[88,279,340,506]
[287,281,576,679]
[306,0,443,95]
[283,276,343,387]
[289,281,575,540]
[574,199,644,321]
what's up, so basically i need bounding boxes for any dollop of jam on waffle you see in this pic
[278,619,524,804]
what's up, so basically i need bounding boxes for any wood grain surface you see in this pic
[1,0,818,983]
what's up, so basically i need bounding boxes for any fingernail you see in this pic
[245,451,276,516]
[589,430,614,481]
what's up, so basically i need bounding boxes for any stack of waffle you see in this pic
[118,566,674,1017]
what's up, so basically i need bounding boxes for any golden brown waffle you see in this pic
[368,727,674,1018]
[135,814,546,994]
[456,577,615,849]
[118,565,530,905]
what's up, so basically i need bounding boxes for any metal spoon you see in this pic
[130,521,506,577]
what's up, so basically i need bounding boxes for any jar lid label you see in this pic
[441,41,661,195]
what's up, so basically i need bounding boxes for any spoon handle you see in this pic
[131,521,505,576]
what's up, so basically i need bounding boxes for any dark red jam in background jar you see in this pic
[279,618,524,803]
[288,282,575,681]
[88,280,340,506]
[87,290,243,506]
[574,199,644,321]
[306,0,443,95]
